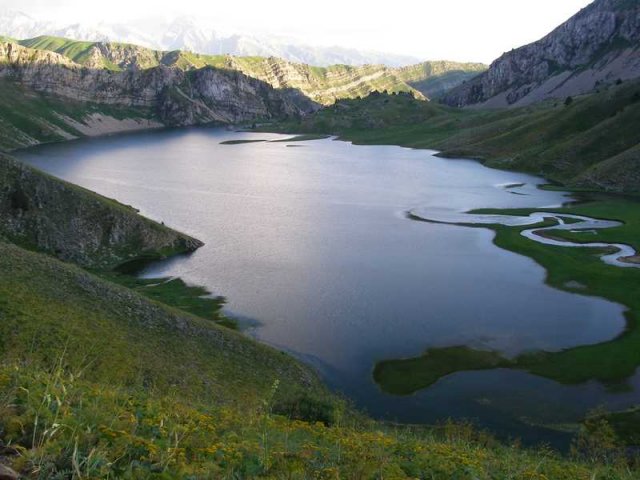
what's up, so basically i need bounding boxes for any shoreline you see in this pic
[13,126,640,446]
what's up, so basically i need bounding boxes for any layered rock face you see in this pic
[395,61,487,99]
[442,0,640,107]
[0,153,203,268]
[0,42,317,126]
[222,57,425,104]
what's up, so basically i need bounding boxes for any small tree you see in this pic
[564,96,574,106]
[571,410,621,465]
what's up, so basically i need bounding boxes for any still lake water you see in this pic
[17,128,640,446]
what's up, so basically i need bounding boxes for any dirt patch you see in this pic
[60,113,163,137]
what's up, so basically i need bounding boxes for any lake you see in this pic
[16,127,640,447]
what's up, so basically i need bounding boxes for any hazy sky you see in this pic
[3,0,594,62]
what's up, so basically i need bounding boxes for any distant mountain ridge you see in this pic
[0,40,317,150]
[0,9,422,67]
[442,0,640,107]
[10,35,486,104]
[0,36,484,150]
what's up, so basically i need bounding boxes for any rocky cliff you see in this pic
[0,41,316,127]
[0,153,203,268]
[0,37,486,150]
[221,58,486,104]
[442,0,640,107]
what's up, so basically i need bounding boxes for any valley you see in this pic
[14,129,639,450]
[1,0,640,477]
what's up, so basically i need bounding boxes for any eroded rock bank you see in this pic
[0,153,202,268]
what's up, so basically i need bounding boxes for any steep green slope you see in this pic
[0,239,320,403]
[273,80,640,193]
[19,36,108,67]
[0,239,633,478]
[0,80,160,151]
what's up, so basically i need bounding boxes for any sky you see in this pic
[2,0,594,63]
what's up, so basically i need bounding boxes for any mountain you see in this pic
[0,10,422,67]
[0,40,319,150]
[10,36,486,104]
[0,9,45,40]
[442,0,640,107]
[0,37,485,150]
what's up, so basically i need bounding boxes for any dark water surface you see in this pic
[17,128,639,446]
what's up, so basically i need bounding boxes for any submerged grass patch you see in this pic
[269,134,330,143]
[220,139,269,145]
[100,272,237,329]
[373,347,507,396]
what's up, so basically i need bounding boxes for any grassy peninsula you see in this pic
[374,198,640,394]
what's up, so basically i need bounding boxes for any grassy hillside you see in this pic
[2,239,638,478]
[0,80,158,151]
[271,80,640,193]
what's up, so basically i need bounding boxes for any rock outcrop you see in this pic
[0,153,203,268]
[0,464,18,480]
[442,0,640,107]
